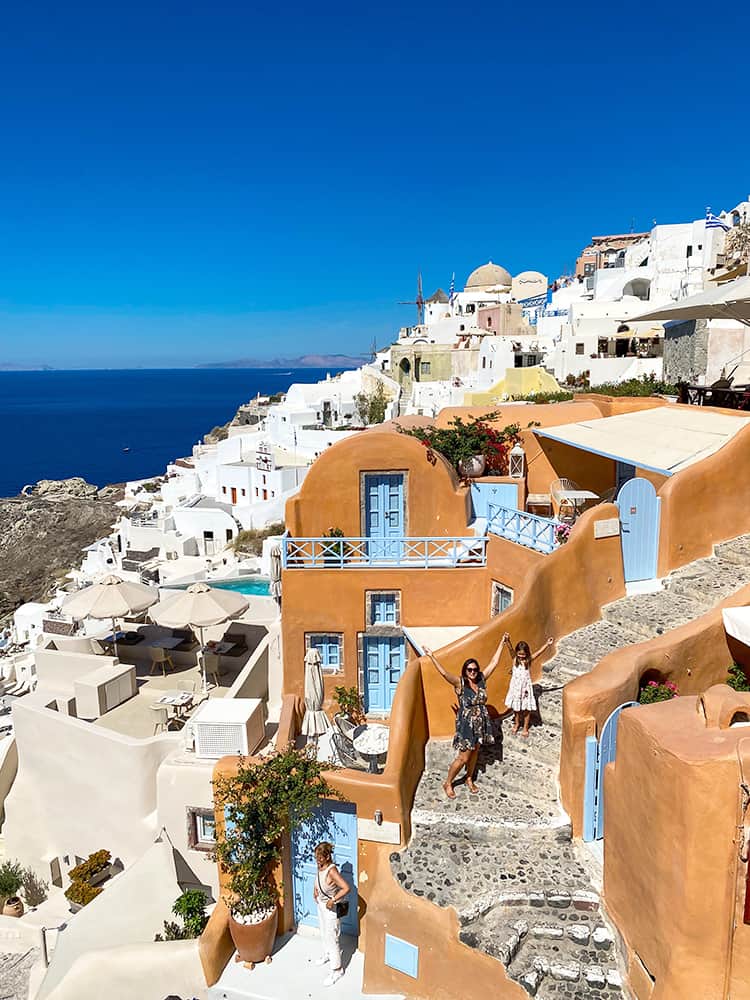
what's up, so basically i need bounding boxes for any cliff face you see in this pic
[0,480,123,622]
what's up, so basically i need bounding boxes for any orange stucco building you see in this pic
[202,396,750,999]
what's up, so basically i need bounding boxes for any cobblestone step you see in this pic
[552,620,644,667]
[715,534,750,566]
[666,556,750,603]
[601,589,712,638]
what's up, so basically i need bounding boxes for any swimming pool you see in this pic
[209,577,271,597]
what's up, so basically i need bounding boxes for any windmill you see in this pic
[399,272,425,326]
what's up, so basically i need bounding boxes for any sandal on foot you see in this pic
[466,779,479,794]
[443,781,456,799]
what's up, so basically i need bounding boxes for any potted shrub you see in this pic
[155,889,209,941]
[399,414,521,479]
[213,746,340,967]
[0,861,24,918]
[333,685,365,725]
[638,679,679,704]
[321,527,346,565]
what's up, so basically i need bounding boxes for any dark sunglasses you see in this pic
[466,666,480,673]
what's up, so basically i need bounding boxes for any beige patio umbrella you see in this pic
[62,574,158,657]
[629,275,750,327]
[150,582,249,692]
[301,647,330,739]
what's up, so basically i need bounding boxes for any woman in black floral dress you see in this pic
[424,634,508,798]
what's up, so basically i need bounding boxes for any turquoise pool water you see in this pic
[210,577,271,596]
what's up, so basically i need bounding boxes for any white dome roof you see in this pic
[465,261,512,290]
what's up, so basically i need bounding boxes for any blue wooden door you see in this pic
[616,477,661,583]
[364,474,404,561]
[291,801,358,936]
[593,701,638,840]
[471,481,519,520]
[363,636,405,714]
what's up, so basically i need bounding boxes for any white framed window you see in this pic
[575,343,585,355]
[491,581,513,617]
[187,808,216,852]
[421,361,431,375]
[306,633,343,673]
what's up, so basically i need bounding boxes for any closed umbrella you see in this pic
[301,648,330,739]
[62,574,158,657]
[269,544,282,606]
[150,582,249,692]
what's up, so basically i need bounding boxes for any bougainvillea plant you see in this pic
[399,413,522,476]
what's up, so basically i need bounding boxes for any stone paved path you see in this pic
[391,534,750,998]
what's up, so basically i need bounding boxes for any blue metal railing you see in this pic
[281,535,487,569]
[487,503,559,554]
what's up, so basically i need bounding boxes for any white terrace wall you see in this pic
[3,700,176,878]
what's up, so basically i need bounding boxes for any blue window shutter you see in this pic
[384,934,419,978]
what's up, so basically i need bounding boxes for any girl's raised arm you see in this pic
[531,637,554,661]
[423,647,460,688]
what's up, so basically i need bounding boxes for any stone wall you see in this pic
[664,318,708,383]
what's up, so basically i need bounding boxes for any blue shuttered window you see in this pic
[307,633,343,672]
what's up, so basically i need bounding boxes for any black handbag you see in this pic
[318,870,349,919]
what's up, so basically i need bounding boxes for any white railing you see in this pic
[487,504,559,554]
[282,535,487,569]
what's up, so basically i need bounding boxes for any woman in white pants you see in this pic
[313,841,351,987]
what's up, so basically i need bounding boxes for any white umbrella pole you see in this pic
[112,616,118,659]
[199,626,208,694]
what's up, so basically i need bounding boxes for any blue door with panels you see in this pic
[583,701,638,841]
[364,474,404,561]
[363,635,405,713]
[616,477,661,583]
[471,481,519,520]
[291,800,358,936]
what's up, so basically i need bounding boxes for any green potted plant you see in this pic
[0,860,24,918]
[155,889,209,941]
[638,679,679,704]
[321,527,346,565]
[727,663,750,692]
[333,685,364,725]
[212,746,340,966]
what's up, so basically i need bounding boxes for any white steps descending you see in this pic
[392,533,750,998]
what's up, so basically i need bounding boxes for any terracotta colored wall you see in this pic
[280,565,490,705]
[359,840,526,1000]
[657,423,750,575]
[285,429,470,539]
[560,585,750,836]
[604,692,750,998]
[417,504,626,739]
[529,436,615,498]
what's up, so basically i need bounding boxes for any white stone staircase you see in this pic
[391,533,750,998]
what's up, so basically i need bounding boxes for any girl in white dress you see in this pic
[504,636,553,738]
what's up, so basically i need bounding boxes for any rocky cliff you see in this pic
[0,479,123,622]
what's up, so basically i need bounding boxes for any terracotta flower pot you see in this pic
[228,906,278,964]
[3,896,24,918]
[458,454,486,478]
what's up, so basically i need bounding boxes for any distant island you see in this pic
[0,363,55,371]
[197,353,371,369]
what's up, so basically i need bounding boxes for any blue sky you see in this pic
[1,1,749,368]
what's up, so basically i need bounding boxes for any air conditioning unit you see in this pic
[190,698,265,759]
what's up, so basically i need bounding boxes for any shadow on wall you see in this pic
[560,585,750,836]
[417,503,627,740]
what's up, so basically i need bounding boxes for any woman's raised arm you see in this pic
[423,647,460,688]
[483,632,511,681]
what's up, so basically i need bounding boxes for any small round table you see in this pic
[352,724,390,774]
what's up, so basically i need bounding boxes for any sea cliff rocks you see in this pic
[0,480,123,621]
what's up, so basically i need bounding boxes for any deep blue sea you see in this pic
[0,368,345,497]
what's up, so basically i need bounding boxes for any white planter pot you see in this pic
[458,455,486,478]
